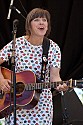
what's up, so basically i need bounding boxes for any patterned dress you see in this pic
[0,36,61,125]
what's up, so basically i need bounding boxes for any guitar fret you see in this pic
[53,82,55,88]
[41,83,43,89]
[37,83,39,89]
[40,83,42,89]
[54,82,56,88]
[69,79,72,88]
[30,84,33,90]
[45,83,48,88]
[49,82,51,88]
[32,84,35,90]
[39,83,41,89]
[28,84,31,90]
[33,84,36,90]
[37,83,41,89]
[50,82,53,88]
[74,80,76,87]
[35,83,37,90]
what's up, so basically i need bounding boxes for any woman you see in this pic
[0,8,67,125]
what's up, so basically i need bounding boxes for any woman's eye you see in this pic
[33,18,47,22]
[34,18,39,21]
[42,18,47,22]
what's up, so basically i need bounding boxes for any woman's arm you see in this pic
[50,67,68,91]
[0,58,10,92]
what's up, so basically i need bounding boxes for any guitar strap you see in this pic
[41,38,62,125]
[41,37,50,82]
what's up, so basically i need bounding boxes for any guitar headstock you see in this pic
[68,79,83,88]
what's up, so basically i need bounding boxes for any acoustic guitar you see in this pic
[0,67,83,118]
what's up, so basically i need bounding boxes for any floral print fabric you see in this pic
[0,36,61,125]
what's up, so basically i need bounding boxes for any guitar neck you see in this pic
[25,79,83,90]
[25,81,62,90]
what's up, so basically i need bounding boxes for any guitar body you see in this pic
[0,67,39,118]
[0,67,82,118]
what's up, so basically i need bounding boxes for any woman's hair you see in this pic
[25,8,51,37]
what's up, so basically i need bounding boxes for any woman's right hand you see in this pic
[0,79,11,93]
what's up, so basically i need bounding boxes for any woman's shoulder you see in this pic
[15,36,27,45]
[49,39,60,49]
[16,36,25,41]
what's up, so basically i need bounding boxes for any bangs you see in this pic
[30,10,49,21]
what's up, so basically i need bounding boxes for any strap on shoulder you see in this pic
[41,37,50,81]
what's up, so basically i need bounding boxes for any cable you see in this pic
[18,0,27,15]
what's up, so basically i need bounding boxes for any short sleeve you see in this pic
[0,41,12,61]
[48,40,61,68]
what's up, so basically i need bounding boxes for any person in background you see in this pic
[0,8,68,125]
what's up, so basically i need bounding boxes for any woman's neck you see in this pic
[25,35,44,46]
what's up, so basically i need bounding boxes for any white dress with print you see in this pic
[0,36,61,125]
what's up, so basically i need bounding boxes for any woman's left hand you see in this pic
[56,83,68,92]
[50,67,68,92]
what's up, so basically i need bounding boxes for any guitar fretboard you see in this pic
[25,80,83,90]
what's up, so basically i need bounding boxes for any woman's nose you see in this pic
[39,19,44,24]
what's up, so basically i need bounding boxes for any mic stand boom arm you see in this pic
[12,6,26,20]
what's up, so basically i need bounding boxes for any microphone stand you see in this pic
[7,3,25,124]
[61,91,70,125]
[11,19,19,125]
[10,5,26,20]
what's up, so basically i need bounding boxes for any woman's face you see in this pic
[30,17,48,37]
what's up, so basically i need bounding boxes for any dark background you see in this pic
[0,0,83,125]
[0,0,83,80]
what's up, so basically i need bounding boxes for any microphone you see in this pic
[13,19,19,33]
[7,0,14,19]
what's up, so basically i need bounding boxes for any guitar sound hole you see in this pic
[16,82,25,94]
